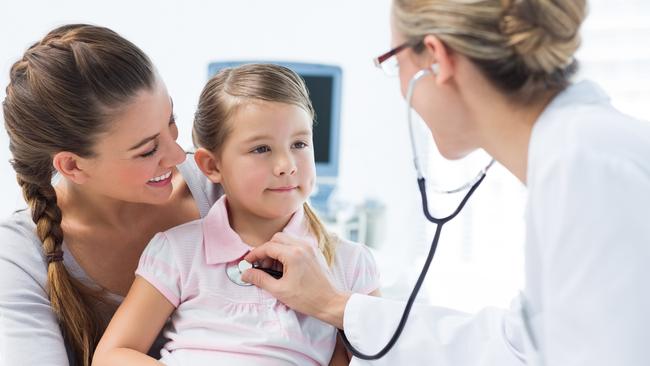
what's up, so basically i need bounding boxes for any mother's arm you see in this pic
[0,221,70,365]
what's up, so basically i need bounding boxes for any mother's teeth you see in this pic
[149,171,171,182]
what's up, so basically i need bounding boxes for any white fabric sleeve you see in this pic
[344,294,526,366]
[0,219,70,365]
[533,149,650,365]
[135,233,182,307]
[178,154,223,218]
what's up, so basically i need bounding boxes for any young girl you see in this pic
[92,64,380,366]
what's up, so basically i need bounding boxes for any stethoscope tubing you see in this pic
[338,67,492,360]
[338,173,488,360]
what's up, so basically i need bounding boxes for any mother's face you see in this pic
[75,77,187,205]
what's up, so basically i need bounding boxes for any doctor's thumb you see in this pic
[242,268,275,290]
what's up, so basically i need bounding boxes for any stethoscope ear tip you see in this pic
[431,63,439,75]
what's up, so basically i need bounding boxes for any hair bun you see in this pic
[500,0,586,74]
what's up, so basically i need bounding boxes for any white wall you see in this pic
[1,1,649,312]
[0,0,412,230]
[0,0,422,294]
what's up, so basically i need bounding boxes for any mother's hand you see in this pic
[242,232,350,329]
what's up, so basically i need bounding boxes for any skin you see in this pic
[53,77,199,297]
[93,101,361,365]
[241,17,560,330]
[198,101,317,247]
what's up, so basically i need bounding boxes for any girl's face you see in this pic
[76,78,187,205]
[214,101,316,222]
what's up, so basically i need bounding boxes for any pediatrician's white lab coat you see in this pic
[345,81,650,366]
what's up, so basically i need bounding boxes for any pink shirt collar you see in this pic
[202,196,313,265]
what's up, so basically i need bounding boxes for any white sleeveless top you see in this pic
[0,155,221,365]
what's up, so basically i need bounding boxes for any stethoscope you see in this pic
[226,257,283,286]
[337,66,495,360]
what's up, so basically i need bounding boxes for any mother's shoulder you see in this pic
[0,209,49,287]
[177,153,223,217]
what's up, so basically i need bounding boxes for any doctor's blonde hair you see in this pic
[192,63,337,265]
[392,0,587,101]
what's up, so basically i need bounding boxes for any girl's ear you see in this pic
[194,148,222,184]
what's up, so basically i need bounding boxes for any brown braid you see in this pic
[3,24,155,365]
[16,174,107,365]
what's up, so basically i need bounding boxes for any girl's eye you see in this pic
[292,141,308,149]
[251,145,271,154]
[140,144,158,158]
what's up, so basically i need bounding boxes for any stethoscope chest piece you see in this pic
[226,259,253,286]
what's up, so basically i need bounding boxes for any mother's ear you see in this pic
[194,148,222,184]
[52,151,89,184]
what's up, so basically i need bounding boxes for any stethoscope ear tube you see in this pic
[338,68,492,360]
[406,69,432,178]
[338,173,487,360]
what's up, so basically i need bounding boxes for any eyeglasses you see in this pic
[373,41,420,77]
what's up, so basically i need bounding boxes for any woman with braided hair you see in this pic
[1,24,221,365]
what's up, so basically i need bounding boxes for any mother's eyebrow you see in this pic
[129,99,174,151]
[128,133,159,151]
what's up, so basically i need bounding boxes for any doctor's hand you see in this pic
[242,232,350,329]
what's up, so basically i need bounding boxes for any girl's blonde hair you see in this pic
[192,63,336,265]
[393,0,587,101]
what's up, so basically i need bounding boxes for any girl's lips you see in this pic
[268,186,297,192]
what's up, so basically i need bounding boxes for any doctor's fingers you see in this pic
[244,241,313,268]
[244,242,286,264]
[270,233,330,270]
[241,268,280,293]
[269,232,313,248]
[246,241,316,269]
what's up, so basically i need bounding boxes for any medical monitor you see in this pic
[207,61,342,184]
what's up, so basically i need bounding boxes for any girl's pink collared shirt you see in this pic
[136,196,380,365]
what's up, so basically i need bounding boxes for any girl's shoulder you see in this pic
[136,218,207,307]
[332,237,375,261]
[139,216,206,271]
[329,237,380,295]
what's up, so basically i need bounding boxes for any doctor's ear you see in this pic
[194,147,222,184]
[421,34,454,84]
[52,151,90,184]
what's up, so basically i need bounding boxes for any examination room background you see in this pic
[1,0,649,313]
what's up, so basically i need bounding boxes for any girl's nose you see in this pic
[273,154,297,176]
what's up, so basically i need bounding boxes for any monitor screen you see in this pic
[207,61,342,179]
[304,75,332,165]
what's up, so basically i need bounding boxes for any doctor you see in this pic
[243,0,650,364]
